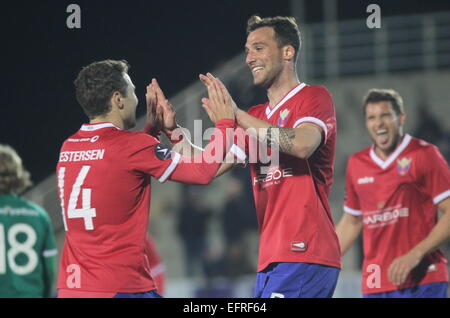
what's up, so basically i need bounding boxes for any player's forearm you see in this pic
[214,149,243,178]
[169,119,235,184]
[408,205,450,259]
[236,110,319,159]
[170,136,203,158]
[215,162,237,178]
[336,213,363,255]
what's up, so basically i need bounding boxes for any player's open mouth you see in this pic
[252,66,264,74]
[375,129,389,144]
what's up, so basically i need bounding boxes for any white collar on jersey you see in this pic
[369,134,412,170]
[265,83,307,119]
[80,122,121,131]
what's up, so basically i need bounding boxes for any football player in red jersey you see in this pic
[56,59,236,298]
[194,15,341,298]
[336,89,450,297]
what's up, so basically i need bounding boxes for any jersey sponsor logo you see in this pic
[0,206,39,217]
[59,149,105,162]
[397,157,412,176]
[154,144,171,161]
[67,136,100,143]
[277,109,290,127]
[363,205,409,228]
[358,176,374,184]
[253,166,293,186]
[291,241,307,252]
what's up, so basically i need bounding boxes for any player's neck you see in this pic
[267,71,300,109]
[90,115,125,130]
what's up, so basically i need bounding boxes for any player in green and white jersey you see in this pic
[0,144,57,298]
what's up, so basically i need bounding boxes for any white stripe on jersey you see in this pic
[293,117,328,140]
[158,152,181,183]
[433,189,450,205]
[369,134,412,170]
[229,144,247,162]
[265,83,307,119]
[43,249,58,257]
[343,205,362,216]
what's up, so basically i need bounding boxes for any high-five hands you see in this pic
[146,73,236,132]
[199,73,238,123]
[146,79,178,135]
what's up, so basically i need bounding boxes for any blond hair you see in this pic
[0,144,32,194]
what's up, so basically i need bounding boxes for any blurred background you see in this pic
[1,0,450,297]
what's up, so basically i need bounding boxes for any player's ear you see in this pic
[283,45,295,61]
[111,91,124,109]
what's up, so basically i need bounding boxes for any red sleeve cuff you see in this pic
[143,123,161,140]
[215,118,236,129]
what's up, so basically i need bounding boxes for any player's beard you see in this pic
[253,58,283,89]
[373,130,403,156]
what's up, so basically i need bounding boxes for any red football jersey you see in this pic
[344,134,450,294]
[233,84,341,271]
[56,119,235,296]
[56,122,180,293]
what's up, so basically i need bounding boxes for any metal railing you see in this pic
[300,12,450,80]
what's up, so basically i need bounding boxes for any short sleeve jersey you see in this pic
[236,84,341,271]
[344,135,450,294]
[0,194,57,297]
[56,122,180,293]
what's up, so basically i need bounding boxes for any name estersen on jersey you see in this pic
[59,149,105,162]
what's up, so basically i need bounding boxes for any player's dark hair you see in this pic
[74,59,130,119]
[0,144,32,195]
[246,15,301,61]
[363,89,405,116]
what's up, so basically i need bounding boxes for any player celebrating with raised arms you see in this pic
[195,15,342,298]
[56,59,236,298]
[336,89,450,298]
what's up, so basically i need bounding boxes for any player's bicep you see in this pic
[437,197,450,215]
[342,211,363,225]
[292,123,323,159]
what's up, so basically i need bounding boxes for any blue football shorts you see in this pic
[254,262,340,298]
[363,282,448,298]
[114,289,163,298]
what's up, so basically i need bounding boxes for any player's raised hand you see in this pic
[151,79,178,134]
[214,75,239,115]
[146,82,163,131]
[199,73,235,123]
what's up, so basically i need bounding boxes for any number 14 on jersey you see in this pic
[58,166,97,231]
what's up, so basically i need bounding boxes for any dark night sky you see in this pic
[1,0,450,184]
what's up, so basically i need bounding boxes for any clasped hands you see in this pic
[145,73,238,137]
